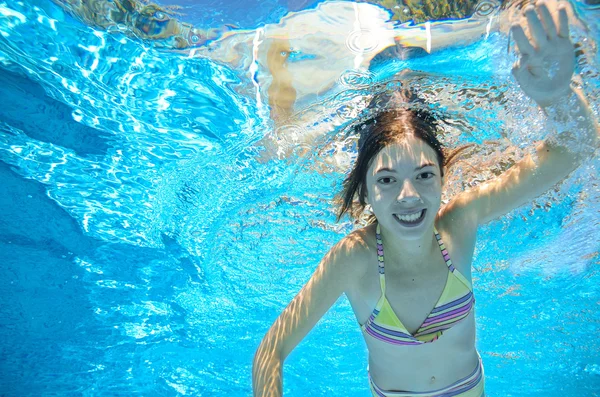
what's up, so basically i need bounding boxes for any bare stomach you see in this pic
[364,315,479,391]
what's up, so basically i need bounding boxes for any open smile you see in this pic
[393,209,426,227]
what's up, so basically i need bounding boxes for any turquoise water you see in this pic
[0,0,599,395]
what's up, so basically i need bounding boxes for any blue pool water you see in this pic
[0,0,599,396]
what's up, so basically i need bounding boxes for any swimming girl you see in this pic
[252,2,598,396]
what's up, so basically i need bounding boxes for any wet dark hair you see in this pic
[335,91,471,223]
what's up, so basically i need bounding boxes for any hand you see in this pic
[510,1,575,108]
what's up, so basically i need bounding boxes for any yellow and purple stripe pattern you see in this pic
[368,353,485,397]
[361,223,475,345]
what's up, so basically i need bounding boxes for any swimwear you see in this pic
[362,223,483,397]
[360,223,475,344]
[369,353,485,397]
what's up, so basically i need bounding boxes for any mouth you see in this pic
[393,209,426,227]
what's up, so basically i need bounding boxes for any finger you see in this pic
[537,2,557,40]
[557,5,570,39]
[525,5,548,49]
[511,24,535,55]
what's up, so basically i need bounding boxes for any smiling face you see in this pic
[365,135,443,239]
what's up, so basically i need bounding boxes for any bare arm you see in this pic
[252,232,368,397]
[444,2,599,226]
[453,89,597,225]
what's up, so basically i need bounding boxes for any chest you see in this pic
[347,225,477,334]
[382,263,451,335]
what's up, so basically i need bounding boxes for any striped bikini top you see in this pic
[360,223,475,345]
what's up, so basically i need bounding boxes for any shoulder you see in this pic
[325,224,375,286]
[437,195,478,241]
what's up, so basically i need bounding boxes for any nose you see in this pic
[396,179,422,204]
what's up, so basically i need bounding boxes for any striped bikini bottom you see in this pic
[369,354,485,397]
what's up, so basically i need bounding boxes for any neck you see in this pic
[378,222,439,274]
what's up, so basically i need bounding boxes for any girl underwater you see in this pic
[252,2,599,397]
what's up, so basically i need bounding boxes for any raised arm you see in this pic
[444,1,599,226]
[252,232,368,397]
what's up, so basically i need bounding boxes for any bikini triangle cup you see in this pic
[361,223,475,345]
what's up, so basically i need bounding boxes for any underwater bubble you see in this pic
[274,124,306,143]
[346,29,379,54]
[584,363,600,376]
[335,104,359,121]
[335,95,370,121]
[338,70,374,88]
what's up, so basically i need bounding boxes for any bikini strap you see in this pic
[434,226,456,272]
[434,226,473,290]
[377,224,472,296]
[375,223,386,294]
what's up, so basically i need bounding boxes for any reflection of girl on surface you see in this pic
[54,0,503,121]
[252,2,598,396]
[206,0,503,121]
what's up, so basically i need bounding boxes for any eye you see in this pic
[418,172,435,180]
[153,11,168,21]
[377,176,396,184]
[474,0,497,17]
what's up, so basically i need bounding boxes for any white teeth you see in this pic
[395,210,424,223]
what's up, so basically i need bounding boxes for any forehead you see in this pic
[369,138,438,172]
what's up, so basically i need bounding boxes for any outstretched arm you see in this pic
[444,1,599,225]
[252,233,367,397]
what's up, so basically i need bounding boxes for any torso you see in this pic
[344,209,480,391]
